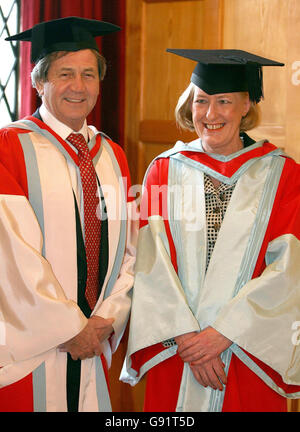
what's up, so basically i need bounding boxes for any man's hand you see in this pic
[91,315,115,343]
[59,316,114,360]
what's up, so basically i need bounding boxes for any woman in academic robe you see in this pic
[121,49,300,412]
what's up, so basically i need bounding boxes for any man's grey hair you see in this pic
[31,49,107,90]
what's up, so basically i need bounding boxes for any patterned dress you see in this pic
[163,174,236,348]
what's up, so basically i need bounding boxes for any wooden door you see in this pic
[124,0,211,186]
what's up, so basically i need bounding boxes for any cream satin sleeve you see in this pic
[213,233,300,385]
[120,215,201,386]
[128,215,201,354]
[0,194,88,366]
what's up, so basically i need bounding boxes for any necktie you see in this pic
[67,133,101,310]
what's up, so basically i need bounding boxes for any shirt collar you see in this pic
[39,104,90,142]
[204,173,236,194]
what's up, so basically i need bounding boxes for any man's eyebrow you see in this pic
[58,67,73,71]
[82,67,97,72]
[57,67,97,72]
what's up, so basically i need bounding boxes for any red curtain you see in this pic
[19,0,125,146]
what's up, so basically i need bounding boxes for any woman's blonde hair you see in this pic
[175,82,261,132]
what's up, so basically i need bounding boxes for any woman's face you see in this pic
[192,87,251,155]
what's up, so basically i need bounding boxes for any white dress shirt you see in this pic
[39,103,93,144]
[38,104,100,235]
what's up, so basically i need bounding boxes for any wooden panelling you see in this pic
[222,0,287,151]
[124,0,216,185]
[145,0,202,2]
[124,0,143,185]
[140,119,197,143]
[202,0,224,48]
[222,0,300,163]
[142,0,205,121]
[138,119,197,179]
[108,326,145,412]
[108,0,145,413]
[286,0,300,162]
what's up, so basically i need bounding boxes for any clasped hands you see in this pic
[175,326,232,391]
[59,315,114,360]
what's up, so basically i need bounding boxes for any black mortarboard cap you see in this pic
[167,49,284,103]
[5,16,120,63]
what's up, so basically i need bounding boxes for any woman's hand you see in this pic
[177,326,232,365]
[175,327,232,390]
[190,356,227,391]
[175,331,198,347]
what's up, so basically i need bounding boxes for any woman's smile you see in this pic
[192,87,251,155]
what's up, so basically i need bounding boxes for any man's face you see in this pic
[37,49,100,131]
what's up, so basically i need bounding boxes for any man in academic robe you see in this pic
[0,17,138,412]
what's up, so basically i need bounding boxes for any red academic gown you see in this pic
[123,139,300,412]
